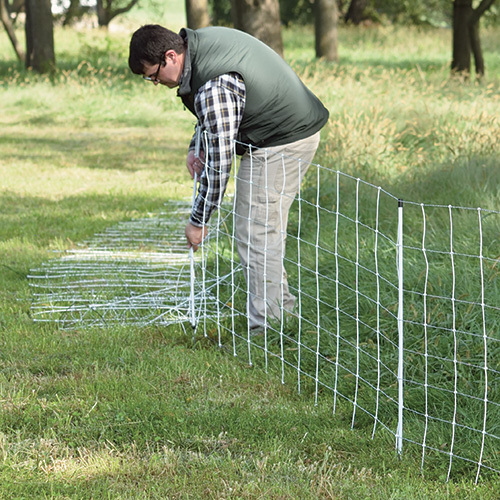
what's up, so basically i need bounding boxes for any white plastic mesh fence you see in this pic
[189,132,499,482]
[28,135,499,482]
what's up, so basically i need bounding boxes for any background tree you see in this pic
[452,0,496,78]
[231,0,284,56]
[62,0,92,26]
[25,0,55,72]
[96,0,139,27]
[209,0,231,25]
[185,0,210,29]
[344,0,367,24]
[315,0,338,61]
[0,0,25,61]
[279,0,314,26]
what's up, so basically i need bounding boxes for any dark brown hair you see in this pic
[128,24,186,74]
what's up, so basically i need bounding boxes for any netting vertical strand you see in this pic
[372,186,382,439]
[215,137,222,347]
[296,159,304,394]
[188,125,203,332]
[188,172,197,330]
[246,146,254,366]
[263,150,270,371]
[201,131,210,338]
[280,154,286,385]
[333,170,341,415]
[231,142,238,357]
[475,207,489,485]
[447,205,458,481]
[314,163,321,405]
[351,178,361,428]
[420,203,430,473]
[396,199,404,455]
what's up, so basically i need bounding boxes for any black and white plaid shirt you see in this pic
[189,73,246,227]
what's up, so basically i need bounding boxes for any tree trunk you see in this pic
[344,0,367,25]
[469,0,496,78]
[451,0,472,75]
[185,0,209,29]
[96,0,108,26]
[315,0,338,61]
[0,0,25,61]
[63,0,83,26]
[469,21,484,77]
[231,0,284,57]
[451,0,496,78]
[25,0,55,72]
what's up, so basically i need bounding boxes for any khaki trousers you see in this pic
[234,132,321,328]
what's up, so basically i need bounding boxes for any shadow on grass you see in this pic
[0,132,187,173]
[290,54,449,75]
[0,57,130,77]
[394,155,500,211]
[314,149,499,214]
[0,191,176,289]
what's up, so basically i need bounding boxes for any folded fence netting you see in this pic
[28,202,222,328]
[29,134,499,482]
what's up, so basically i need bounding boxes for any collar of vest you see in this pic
[177,28,193,97]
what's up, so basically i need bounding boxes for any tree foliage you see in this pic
[96,0,139,27]
[368,0,452,26]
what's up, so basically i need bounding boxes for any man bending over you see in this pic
[128,24,329,331]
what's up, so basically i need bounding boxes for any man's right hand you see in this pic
[186,150,205,179]
[185,222,207,252]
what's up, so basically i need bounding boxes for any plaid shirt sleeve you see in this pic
[189,73,246,227]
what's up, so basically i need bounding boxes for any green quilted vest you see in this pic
[178,27,329,149]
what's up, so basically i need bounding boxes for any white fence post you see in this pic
[396,199,404,455]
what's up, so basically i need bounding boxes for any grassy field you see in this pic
[1,12,499,499]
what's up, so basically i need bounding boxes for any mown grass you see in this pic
[1,16,499,499]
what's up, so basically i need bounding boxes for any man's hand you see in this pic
[185,222,207,252]
[186,150,205,179]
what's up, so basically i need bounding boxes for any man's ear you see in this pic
[165,50,177,64]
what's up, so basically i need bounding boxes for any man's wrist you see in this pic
[188,217,204,228]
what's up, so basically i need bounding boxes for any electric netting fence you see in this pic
[29,133,499,482]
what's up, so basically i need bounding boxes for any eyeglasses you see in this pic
[143,58,163,83]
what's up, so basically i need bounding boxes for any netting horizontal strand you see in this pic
[403,346,500,377]
[403,199,500,214]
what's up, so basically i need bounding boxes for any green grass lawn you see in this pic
[0,16,499,499]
